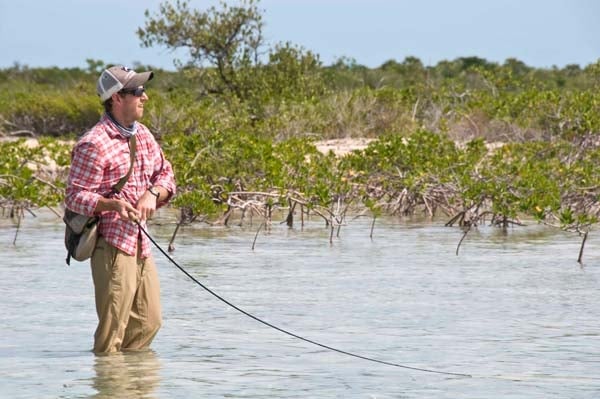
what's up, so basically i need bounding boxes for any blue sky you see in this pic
[0,0,598,70]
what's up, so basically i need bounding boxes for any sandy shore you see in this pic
[314,138,373,156]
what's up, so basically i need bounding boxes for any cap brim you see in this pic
[123,71,154,89]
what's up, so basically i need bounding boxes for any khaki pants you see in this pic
[91,236,162,353]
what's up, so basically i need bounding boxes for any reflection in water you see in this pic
[91,350,161,399]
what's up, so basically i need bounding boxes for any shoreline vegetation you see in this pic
[0,132,597,261]
[2,1,600,261]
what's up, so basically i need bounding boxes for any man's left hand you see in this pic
[136,190,158,221]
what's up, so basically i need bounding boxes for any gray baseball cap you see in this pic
[97,65,154,102]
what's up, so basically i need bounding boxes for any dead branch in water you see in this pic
[252,221,266,250]
[168,207,201,252]
[577,231,588,264]
[370,216,376,240]
[456,226,471,256]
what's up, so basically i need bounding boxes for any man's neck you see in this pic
[106,112,137,138]
[109,111,134,128]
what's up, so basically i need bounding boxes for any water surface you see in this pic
[1,210,599,398]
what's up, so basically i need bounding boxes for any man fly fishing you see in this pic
[64,65,176,353]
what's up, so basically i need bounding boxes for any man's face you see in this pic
[119,86,148,123]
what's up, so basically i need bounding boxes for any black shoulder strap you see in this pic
[111,135,137,195]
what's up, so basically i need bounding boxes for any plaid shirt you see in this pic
[65,114,176,258]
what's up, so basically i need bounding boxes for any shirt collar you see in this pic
[102,112,138,139]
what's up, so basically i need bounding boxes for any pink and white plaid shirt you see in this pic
[65,114,176,258]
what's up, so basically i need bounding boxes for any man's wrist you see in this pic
[148,186,160,199]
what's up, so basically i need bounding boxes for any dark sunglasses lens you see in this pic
[121,87,145,97]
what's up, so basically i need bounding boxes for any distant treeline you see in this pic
[1,55,599,143]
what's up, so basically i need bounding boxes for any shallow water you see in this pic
[1,210,600,398]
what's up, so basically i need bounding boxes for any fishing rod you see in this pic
[136,221,471,378]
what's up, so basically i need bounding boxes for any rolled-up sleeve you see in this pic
[150,145,176,207]
[65,141,105,216]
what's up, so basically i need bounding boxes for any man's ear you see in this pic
[111,92,123,106]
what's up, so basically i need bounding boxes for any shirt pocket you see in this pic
[103,149,132,185]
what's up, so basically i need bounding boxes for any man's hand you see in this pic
[114,199,140,222]
[136,190,158,221]
[95,197,140,221]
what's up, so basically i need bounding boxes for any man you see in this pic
[65,65,176,353]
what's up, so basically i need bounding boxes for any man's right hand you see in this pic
[114,199,140,222]
[95,197,140,222]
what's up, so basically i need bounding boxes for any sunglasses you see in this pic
[119,87,146,97]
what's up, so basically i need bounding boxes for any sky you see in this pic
[0,0,599,71]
